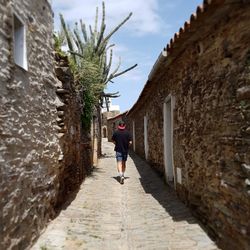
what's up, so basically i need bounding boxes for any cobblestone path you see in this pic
[32,139,219,250]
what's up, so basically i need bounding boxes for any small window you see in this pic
[13,14,28,70]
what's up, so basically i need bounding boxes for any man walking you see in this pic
[112,121,132,184]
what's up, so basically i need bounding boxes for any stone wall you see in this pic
[107,111,128,142]
[126,1,250,249]
[102,111,120,138]
[0,1,92,249]
[54,53,92,207]
[0,1,61,249]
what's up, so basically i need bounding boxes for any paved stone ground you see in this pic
[31,139,219,250]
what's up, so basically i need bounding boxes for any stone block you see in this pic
[237,86,250,100]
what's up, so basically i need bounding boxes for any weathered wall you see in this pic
[127,2,250,249]
[0,1,92,249]
[102,111,120,138]
[54,53,92,207]
[107,112,127,141]
[0,1,61,249]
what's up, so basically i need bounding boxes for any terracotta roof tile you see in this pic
[127,0,238,116]
[184,21,190,30]
[107,110,128,121]
[179,27,184,35]
[167,0,216,52]
[196,5,204,15]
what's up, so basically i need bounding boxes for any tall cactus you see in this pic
[57,1,137,126]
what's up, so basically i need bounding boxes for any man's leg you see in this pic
[121,152,128,183]
[117,160,123,176]
[122,161,126,176]
[119,161,126,184]
[117,161,125,184]
[116,152,123,181]
[116,152,127,184]
[122,152,128,176]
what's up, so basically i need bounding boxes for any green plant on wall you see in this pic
[55,2,137,130]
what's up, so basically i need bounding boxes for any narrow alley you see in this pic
[32,139,218,250]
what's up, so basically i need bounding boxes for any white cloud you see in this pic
[52,0,164,35]
[105,43,152,83]
[108,56,145,84]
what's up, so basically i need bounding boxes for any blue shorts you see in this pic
[116,152,128,161]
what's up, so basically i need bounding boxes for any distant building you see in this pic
[102,97,120,112]
[101,98,120,138]
[107,111,128,141]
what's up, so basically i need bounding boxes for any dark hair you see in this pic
[118,121,125,126]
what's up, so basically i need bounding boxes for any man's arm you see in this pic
[128,132,132,145]
[111,132,116,144]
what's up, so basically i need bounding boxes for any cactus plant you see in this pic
[56,1,137,127]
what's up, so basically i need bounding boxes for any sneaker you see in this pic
[120,176,124,184]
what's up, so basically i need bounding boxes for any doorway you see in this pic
[102,127,107,138]
[163,95,175,187]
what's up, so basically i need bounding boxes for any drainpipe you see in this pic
[148,48,167,81]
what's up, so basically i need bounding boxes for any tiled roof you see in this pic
[166,0,224,54]
[107,110,128,121]
[127,0,234,116]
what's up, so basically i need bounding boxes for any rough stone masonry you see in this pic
[0,0,91,249]
[125,1,250,249]
[0,0,61,248]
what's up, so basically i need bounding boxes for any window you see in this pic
[13,14,27,70]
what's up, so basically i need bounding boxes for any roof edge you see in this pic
[126,0,232,117]
[107,110,128,121]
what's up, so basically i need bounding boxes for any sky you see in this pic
[52,0,202,112]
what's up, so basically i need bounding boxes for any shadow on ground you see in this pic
[55,166,105,215]
[112,176,130,184]
[129,150,198,224]
[100,153,115,159]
